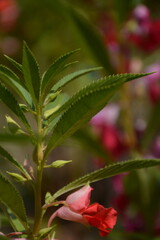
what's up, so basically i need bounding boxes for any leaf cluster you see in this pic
[0,42,159,240]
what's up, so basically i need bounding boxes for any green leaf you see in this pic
[68,6,114,74]
[0,65,24,86]
[44,115,61,134]
[0,172,28,229]
[22,42,41,104]
[7,172,28,182]
[6,208,25,232]
[50,159,160,202]
[0,65,32,105]
[49,73,149,122]
[0,82,31,132]
[4,55,23,72]
[0,145,30,179]
[64,60,79,69]
[45,73,148,156]
[52,67,102,92]
[37,226,56,239]
[45,192,52,204]
[5,115,24,135]
[41,49,79,100]
[44,91,61,105]
[0,133,30,142]
[44,93,68,119]
[45,160,72,168]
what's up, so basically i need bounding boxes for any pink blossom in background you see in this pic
[132,4,150,34]
[124,214,144,232]
[91,104,120,127]
[101,125,129,159]
[112,175,129,217]
[151,136,160,158]
[91,105,129,159]
[144,63,160,103]
[127,4,160,52]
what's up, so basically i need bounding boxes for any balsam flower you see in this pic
[48,185,117,237]
[91,105,129,160]
[127,4,160,52]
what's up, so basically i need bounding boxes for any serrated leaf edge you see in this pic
[48,73,148,122]
[50,159,160,201]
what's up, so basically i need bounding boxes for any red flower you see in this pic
[82,203,117,237]
[91,105,128,160]
[48,185,117,237]
[125,4,160,52]
[128,20,160,52]
[0,0,19,32]
[101,125,129,159]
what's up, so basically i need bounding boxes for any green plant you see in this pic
[0,42,159,240]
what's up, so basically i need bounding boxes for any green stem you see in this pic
[33,165,43,234]
[116,34,137,151]
[32,104,45,236]
[120,84,137,150]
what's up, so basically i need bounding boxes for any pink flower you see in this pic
[64,184,92,213]
[48,185,117,237]
[128,20,160,52]
[91,105,129,159]
[132,4,150,33]
[144,63,160,104]
[127,5,160,52]
[91,105,120,127]
[101,125,128,158]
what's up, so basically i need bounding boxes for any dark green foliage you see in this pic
[0,43,158,238]
[67,6,115,74]
[45,73,149,156]
[41,49,80,100]
[52,67,102,92]
[0,173,28,229]
[22,42,41,104]
[0,82,31,131]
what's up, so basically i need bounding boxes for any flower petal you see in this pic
[66,185,93,213]
[57,206,87,224]
[82,203,117,237]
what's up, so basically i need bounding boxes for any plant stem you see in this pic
[33,165,43,235]
[117,35,137,151]
[32,104,45,236]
